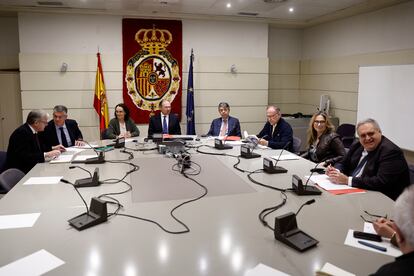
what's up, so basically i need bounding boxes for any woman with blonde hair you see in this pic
[301,111,345,166]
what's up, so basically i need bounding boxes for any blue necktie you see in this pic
[352,154,368,177]
[162,116,168,134]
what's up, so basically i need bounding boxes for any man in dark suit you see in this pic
[327,118,410,200]
[41,105,84,150]
[206,102,241,137]
[257,105,293,151]
[371,185,414,275]
[148,100,181,138]
[7,110,64,173]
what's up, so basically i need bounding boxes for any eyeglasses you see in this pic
[359,131,377,139]
[360,210,387,223]
[314,120,326,124]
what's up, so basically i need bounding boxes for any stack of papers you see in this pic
[50,155,74,163]
[271,153,300,161]
[306,174,365,195]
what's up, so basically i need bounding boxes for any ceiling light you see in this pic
[289,7,294,13]
[226,3,231,8]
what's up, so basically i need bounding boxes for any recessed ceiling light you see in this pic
[226,3,231,8]
[289,7,294,13]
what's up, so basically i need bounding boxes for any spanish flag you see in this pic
[94,53,109,133]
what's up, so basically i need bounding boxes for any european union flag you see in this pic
[186,49,196,135]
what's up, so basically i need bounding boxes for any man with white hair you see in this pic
[6,110,64,173]
[371,185,414,275]
[327,118,410,200]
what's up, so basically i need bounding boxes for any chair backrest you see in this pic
[0,151,7,174]
[336,124,356,148]
[292,136,302,153]
[409,163,414,184]
[0,168,25,193]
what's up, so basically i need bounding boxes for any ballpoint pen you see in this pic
[358,240,387,252]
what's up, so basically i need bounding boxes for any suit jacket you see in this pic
[335,136,410,200]
[301,132,345,165]
[206,116,241,137]
[257,118,293,151]
[148,113,181,137]
[106,117,140,139]
[370,251,414,276]
[40,119,83,150]
[6,123,45,174]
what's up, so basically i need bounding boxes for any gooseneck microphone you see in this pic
[69,165,92,178]
[303,162,324,191]
[69,165,100,188]
[83,140,105,164]
[273,199,319,252]
[61,179,89,215]
[264,141,291,174]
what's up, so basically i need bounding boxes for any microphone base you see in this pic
[264,166,287,174]
[74,177,99,188]
[240,152,261,159]
[84,156,105,164]
[68,197,107,231]
[214,144,233,150]
[274,212,319,252]
[292,184,322,196]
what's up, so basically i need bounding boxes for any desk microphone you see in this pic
[265,141,291,174]
[273,199,319,252]
[303,162,325,192]
[69,166,100,188]
[84,140,105,164]
[62,179,108,231]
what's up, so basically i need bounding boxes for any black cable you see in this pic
[258,191,287,231]
[61,179,89,214]
[247,169,287,192]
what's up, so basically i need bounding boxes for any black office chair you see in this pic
[0,151,7,174]
[0,168,25,194]
[336,124,356,148]
[292,136,302,154]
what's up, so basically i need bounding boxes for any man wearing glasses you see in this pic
[6,110,64,173]
[327,118,410,200]
[257,105,293,151]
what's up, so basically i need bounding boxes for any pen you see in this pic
[358,240,387,252]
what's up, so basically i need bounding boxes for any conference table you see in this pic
[0,138,396,276]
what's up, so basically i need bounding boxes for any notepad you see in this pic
[244,263,290,276]
[72,155,98,161]
[0,213,41,230]
[271,153,300,161]
[49,154,74,163]
[0,249,64,276]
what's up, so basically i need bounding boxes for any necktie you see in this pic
[162,116,168,134]
[59,127,69,147]
[220,120,228,136]
[352,153,368,177]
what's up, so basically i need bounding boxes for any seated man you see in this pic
[6,110,64,173]
[41,105,84,149]
[148,99,181,138]
[371,185,414,275]
[257,105,293,151]
[327,118,410,200]
[206,102,241,137]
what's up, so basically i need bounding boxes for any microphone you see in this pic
[291,162,322,196]
[69,165,92,178]
[81,140,105,164]
[264,141,291,173]
[214,136,232,150]
[69,166,100,188]
[273,199,319,252]
[62,179,108,231]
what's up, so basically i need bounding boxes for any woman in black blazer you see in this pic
[106,103,140,139]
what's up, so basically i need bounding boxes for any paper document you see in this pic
[0,249,64,276]
[271,153,300,161]
[74,144,98,149]
[50,154,74,163]
[363,222,376,234]
[72,155,98,161]
[317,263,355,276]
[23,177,62,185]
[244,263,290,276]
[224,141,244,146]
[64,147,86,153]
[344,229,402,257]
[307,174,358,191]
[0,213,41,230]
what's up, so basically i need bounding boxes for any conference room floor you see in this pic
[0,139,396,275]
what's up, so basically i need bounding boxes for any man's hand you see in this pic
[373,218,396,239]
[45,150,61,159]
[326,165,348,184]
[75,140,85,146]
[258,138,268,147]
[52,145,66,152]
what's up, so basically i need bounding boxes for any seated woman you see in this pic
[106,103,140,139]
[301,112,345,166]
